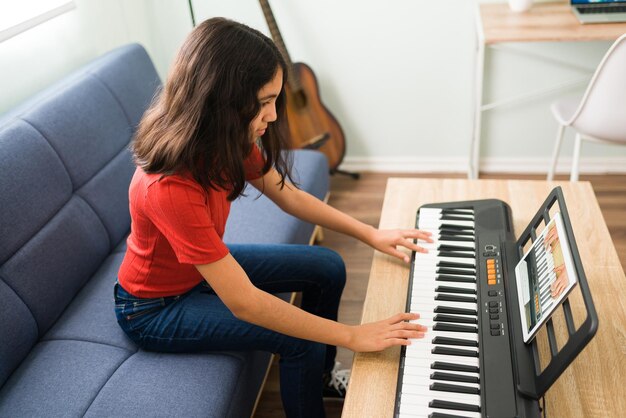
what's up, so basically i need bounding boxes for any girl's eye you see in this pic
[261,101,271,107]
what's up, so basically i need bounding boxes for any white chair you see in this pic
[547,33,626,181]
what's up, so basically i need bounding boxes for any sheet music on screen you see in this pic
[514,212,578,343]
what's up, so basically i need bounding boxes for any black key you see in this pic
[438,251,475,259]
[437,268,476,276]
[438,261,475,269]
[439,223,474,231]
[428,412,471,418]
[432,346,479,358]
[440,215,475,222]
[441,208,474,215]
[432,336,478,347]
[434,314,477,324]
[439,244,476,252]
[436,275,476,283]
[435,294,477,303]
[439,229,475,237]
[433,323,478,333]
[434,306,478,316]
[431,371,480,384]
[439,234,475,242]
[435,285,476,295]
[430,382,480,395]
[431,361,479,374]
[429,399,480,413]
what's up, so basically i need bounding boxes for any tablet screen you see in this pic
[515,212,578,343]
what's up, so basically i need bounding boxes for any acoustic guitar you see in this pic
[259,0,357,178]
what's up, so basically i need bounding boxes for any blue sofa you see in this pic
[0,44,329,417]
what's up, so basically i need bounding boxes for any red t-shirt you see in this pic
[118,147,265,298]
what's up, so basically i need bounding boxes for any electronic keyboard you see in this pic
[393,188,598,418]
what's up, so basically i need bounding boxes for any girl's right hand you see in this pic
[347,312,427,352]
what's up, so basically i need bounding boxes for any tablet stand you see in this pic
[505,187,599,399]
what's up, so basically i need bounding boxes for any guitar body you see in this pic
[285,62,346,172]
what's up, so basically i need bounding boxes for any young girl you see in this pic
[115,17,430,418]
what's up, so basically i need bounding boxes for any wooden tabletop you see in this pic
[479,1,626,44]
[342,179,626,418]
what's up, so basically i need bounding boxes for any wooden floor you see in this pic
[253,172,626,418]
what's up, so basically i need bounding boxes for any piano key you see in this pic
[411,281,477,291]
[433,314,477,324]
[410,299,478,312]
[402,375,480,392]
[414,255,477,264]
[429,399,480,413]
[433,323,478,333]
[438,229,475,237]
[402,365,479,379]
[431,336,478,347]
[434,286,476,295]
[405,346,480,364]
[404,353,479,368]
[435,275,476,284]
[431,361,479,374]
[401,389,481,409]
[438,234,475,242]
[411,300,478,312]
[431,346,479,358]
[406,339,477,353]
[438,244,476,252]
[436,268,476,276]
[408,326,480,343]
[437,261,476,269]
[430,382,480,395]
[435,294,477,304]
[398,403,481,418]
[420,220,475,229]
[427,412,480,418]
[422,241,476,250]
[402,369,481,385]
[433,306,478,316]
[402,384,481,406]
[430,371,480,384]
[438,251,475,259]
[440,215,475,222]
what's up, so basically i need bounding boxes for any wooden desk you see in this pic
[342,179,626,417]
[469,1,626,179]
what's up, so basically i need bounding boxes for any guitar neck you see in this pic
[258,0,301,91]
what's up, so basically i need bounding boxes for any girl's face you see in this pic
[249,67,283,141]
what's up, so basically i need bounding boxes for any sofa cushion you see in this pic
[83,351,243,418]
[42,252,136,351]
[0,120,72,265]
[0,340,130,417]
[0,281,38,386]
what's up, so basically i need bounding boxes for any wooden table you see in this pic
[342,178,626,417]
[469,1,626,179]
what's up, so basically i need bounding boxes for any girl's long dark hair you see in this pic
[133,17,292,200]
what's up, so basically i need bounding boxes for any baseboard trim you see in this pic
[338,156,626,174]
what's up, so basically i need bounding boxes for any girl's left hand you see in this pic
[368,228,433,263]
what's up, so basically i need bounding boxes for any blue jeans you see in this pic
[114,244,346,418]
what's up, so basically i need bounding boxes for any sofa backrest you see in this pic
[0,44,160,386]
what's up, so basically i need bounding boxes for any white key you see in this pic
[404,352,480,368]
[398,403,481,418]
[401,373,481,391]
[411,281,477,291]
[400,389,481,408]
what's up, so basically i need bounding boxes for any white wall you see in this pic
[0,0,191,115]
[2,0,625,174]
